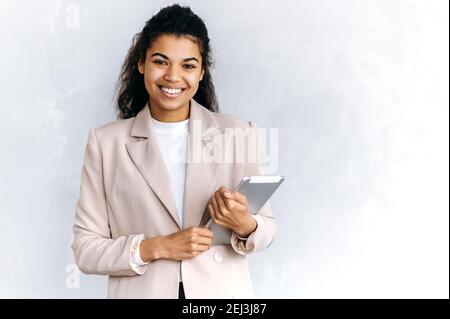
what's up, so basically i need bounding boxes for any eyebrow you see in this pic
[150,52,200,63]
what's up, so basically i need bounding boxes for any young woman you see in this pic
[72,4,275,299]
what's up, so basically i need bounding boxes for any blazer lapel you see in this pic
[183,99,221,228]
[125,105,181,229]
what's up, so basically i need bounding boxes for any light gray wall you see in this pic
[0,0,448,298]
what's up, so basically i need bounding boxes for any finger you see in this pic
[219,191,234,211]
[210,195,221,218]
[191,235,213,246]
[220,191,247,212]
[207,201,223,227]
[219,185,233,200]
[219,185,232,196]
[193,226,214,238]
[219,187,246,205]
[229,191,248,205]
[214,191,229,214]
[189,242,210,252]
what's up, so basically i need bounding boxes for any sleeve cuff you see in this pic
[231,215,258,255]
[236,234,249,241]
[130,234,148,275]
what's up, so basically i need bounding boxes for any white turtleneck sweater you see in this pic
[152,116,189,227]
[130,116,189,282]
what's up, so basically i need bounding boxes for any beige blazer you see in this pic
[72,99,276,299]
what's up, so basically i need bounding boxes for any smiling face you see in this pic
[138,34,204,122]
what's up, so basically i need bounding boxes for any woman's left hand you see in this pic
[207,186,257,238]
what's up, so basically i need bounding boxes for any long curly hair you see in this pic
[115,4,219,119]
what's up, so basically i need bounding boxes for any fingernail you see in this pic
[224,192,231,197]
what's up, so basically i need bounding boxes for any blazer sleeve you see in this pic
[230,121,277,255]
[71,128,145,276]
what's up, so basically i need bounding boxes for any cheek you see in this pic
[143,68,162,86]
[186,74,202,89]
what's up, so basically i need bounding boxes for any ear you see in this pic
[138,61,144,75]
[200,69,204,81]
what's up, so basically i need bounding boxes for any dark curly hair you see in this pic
[115,4,219,119]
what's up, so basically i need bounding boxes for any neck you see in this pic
[149,100,190,122]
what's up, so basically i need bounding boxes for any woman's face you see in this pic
[138,34,204,121]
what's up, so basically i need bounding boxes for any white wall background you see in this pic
[0,0,448,298]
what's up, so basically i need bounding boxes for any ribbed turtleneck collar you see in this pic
[151,117,189,134]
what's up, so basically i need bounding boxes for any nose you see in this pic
[164,64,182,82]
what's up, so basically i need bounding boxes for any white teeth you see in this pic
[160,86,183,94]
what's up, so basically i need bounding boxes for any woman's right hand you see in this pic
[140,227,214,262]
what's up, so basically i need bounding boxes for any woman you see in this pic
[72,4,276,299]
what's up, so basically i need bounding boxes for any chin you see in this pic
[154,98,189,111]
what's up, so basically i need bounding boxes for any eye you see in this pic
[153,60,167,65]
[183,64,196,70]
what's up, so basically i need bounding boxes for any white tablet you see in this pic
[206,175,284,245]
[235,175,285,215]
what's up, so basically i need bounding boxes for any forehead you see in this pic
[147,34,202,60]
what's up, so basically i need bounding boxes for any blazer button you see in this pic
[213,251,223,263]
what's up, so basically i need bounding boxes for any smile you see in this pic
[158,85,186,98]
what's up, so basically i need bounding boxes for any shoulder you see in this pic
[87,116,135,147]
[210,111,255,130]
[193,99,258,130]
[95,117,133,135]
